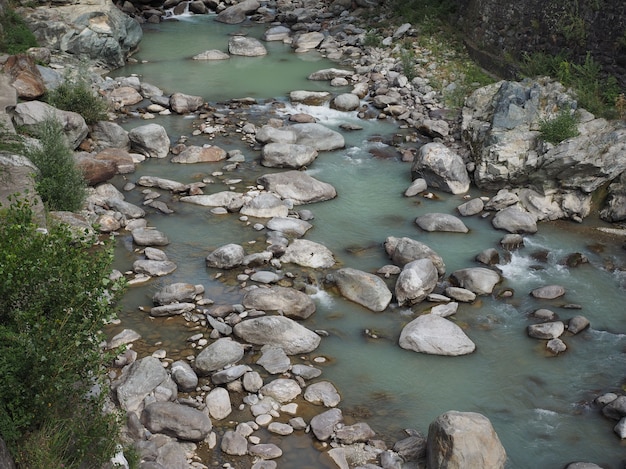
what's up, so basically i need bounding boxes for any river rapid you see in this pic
[107,13,626,468]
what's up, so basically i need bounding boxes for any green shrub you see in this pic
[46,77,109,125]
[26,117,87,211]
[399,49,417,81]
[0,8,38,54]
[538,111,579,145]
[363,30,382,48]
[0,198,125,468]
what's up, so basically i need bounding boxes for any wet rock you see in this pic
[257,170,337,205]
[335,422,376,444]
[193,49,230,60]
[205,387,232,420]
[384,236,446,276]
[215,0,260,24]
[614,418,626,439]
[399,314,476,356]
[240,192,289,218]
[567,315,590,334]
[427,411,506,469]
[261,142,318,169]
[129,124,170,159]
[149,303,194,317]
[211,364,251,385]
[266,216,313,237]
[404,178,428,196]
[411,142,470,194]
[233,315,321,354]
[492,206,538,234]
[546,338,567,354]
[194,337,244,375]
[243,285,316,319]
[304,381,341,407]
[264,25,291,41]
[415,213,469,233]
[133,259,177,277]
[457,197,484,216]
[331,93,361,111]
[310,408,343,441]
[171,145,227,163]
[229,36,267,56]
[290,122,345,151]
[206,243,245,269]
[281,239,336,268]
[221,430,248,455]
[449,267,501,295]
[153,282,197,305]
[132,227,170,246]
[531,284,566,299]
[395,258,439,306]
[260,378,302,403]
[531,309,557,320]
[475,248,500,266]
[332,267,392,312]
[248,443,283,459]
[169,92,203,114]
[527,321,565,339]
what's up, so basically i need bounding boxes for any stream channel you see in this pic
[106,13,626,468]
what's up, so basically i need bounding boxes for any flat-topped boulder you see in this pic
[449,267,501,295]
[141,401,212,442]
[289,90,332,106]
[257,171,337,205]
[281,239,336,268]
[242,285,316,319]
[266,216,312,237]
[194,337,245,375]
[415,213,469,233]
[261,142,319,168]
[290,123,345,151]
[180,191,245,210]
[399,314,476,356]
[240,192,289,218]
[233,315,321,355]
[171,145,227,163]
[215,0,260,24]
[332,267,393,312]
[228,36,267,56]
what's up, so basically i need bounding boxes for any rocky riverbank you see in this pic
[2,0,626,468]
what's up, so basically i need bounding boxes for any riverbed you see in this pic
[107,13,626,468]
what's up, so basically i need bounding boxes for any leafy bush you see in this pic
[399,49,417,81]
[538,111,579,145]
[0,198,125,468]
[0,9,38,54]
[25,117,87,211]
[46,77,109,125]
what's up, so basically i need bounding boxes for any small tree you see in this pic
[0,198,125,468]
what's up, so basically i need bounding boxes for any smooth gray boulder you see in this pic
[255,125,297,144]
[289,90,332,106]
[228,36,267,56]
[240,192,289,218]
[192,49,230,60]
[304,381,341,407]
[233,316,321,355]
[248,444,283,459]
[194,338,245,375]
[211,364,252,385]
[331,93,361,111]
[153,282,197,305]
[142,401,212,442]
[205,387,232,420]
[292,31,324,52]
[531,284,566,299]
[415,213,469,233]
[412,142,470,194]
[449,267,501,295]
[399,314,476,356]
[169,92,203,114]
[243,285,316,319]
[427,411,506,469]
[257,346,291,374]
[527,321,565,339]
[171,145,227,163]
[129,124,170,159]
[136,175,187,192]
[384,236,446,276]
[180,191,244,210]
[395,258,439,306]
[266,216,312,237]
[116,356,169,413]
[132,227,169,246]
[260,378,302,403]
[206,243,245,269]
[261,142,318,168]
[215,0,260,24]
[257,170,337,205]
[335,422,376,444]
[90,120,130,151]
[310,408,343,441]
[332,267,392,312]
[133,259,177,277]
[281,239,336,268]
[170,360,198,392]
[492,206,538,233]
[290,123,345,151]
[457,197,484,216]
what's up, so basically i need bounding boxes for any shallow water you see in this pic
[107,14,626,469]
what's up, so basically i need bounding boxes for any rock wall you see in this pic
[455,0,626,88]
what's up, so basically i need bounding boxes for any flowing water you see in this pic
[107,14,626,468]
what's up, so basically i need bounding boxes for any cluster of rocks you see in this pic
[2,0,626,467]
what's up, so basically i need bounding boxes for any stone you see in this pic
[399,314,476,356]
[602,395,626,420]
[194,338,244,375]
[181,191,244,210]
[215,0,260,24]
[107,328,141,349]
[193,49,230,60]
[260,378,302,403]
[248,443,283,459]
[129,124,170,159]
[3,54,45,99]
[133,259,177,277]
[384,236,446,276]
[531,284,566,299]
[290,123,345,151]
[567,315,590,334]
[261,142,318,168]
[404,178,428,196]
[153,282,197,305]
[291,364,322,380]
[266,216,313,237]
[475,248,501,266]
[132,227,169,246]
[457,197,484,216]
[206,243,245,269]
[95,148,135,174]
[427,411,506,469]
[331,93,361,111]
[268,422,293,436]
[75,154,117,185]
[281,239,336,268]
[149,303,194,317]
[335,422,376,444]
[108,86,143,107]
[257,170,337,205]
[449,267,501,295]
[310,408,343,441]
[221,430,248,456]
[412,142,470,194]
[304,381,341,407]
[206,387,232,420]
[211,364,251,384]
[431,302,459,317]
[395,258,439,306]
[332,267,393,312]
[546,338,567,354]
[393,434,427,461]
[527,321,565,339]
[169,92,204,114]
[492,206,538,234]
[415,212,469,233]
[116,356,169,413]
[293,31,325,52]
[233,316,321,355]
[171,145,227,163]
[170,360,198,392]
[257,346,291,374]
[136,175,187,192]
[289,90,332,106]
[243,285,316,319]
[243,371,264,392]
[228,36,267,56]
[240,193,289,218]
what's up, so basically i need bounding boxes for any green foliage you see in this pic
[25,117,87,211]
[538,111,579,145]
[391,0,458,26]
[399,48,417,81]
[46,76,109,125]
[0,198,125,468]
[0,122,25,154]
[521,52,620,118]
[363,30,382,48]
[0,8,38,54]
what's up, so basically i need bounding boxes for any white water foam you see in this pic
[275,102,360,125]
[309,288,336,309]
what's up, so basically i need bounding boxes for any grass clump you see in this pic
[46,76,109,125]
[0,8,38,54]
[26,117,87,211]
[538,111,579,145]
[0,198,125,468]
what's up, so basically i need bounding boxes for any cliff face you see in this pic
[455,0,626,88]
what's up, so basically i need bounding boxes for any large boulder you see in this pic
[601,171,626,222]
[0,153,46,225]
[171,145,227,163]
[13,100,88,149]
[242,285,316,319]
[24,0,142,69]
[115,356,170,413]
[129,124,170,159]
[449,268,501,295]
[427,411,507,469]
[395,258,439,306]
[491,206,538,233]
[169,92,204,114]
[206,243,245,269]
[290,123,345,151]
[142,401,212,442]
[257,170,337,205]
[384,236,446,276]
[415,213,469,233]
[228,36,267,56]
[411,142,470,194]
[332,267,393,312]
[215,0,260,24]
[240,192,289,218]
[194,337,245,375]
[233,315,321,355]
[281,239,336,268]
[3,54,45,99]
[261,142,318,169]
[399,314,476,356]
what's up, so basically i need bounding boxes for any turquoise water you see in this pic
[107,15,626,468]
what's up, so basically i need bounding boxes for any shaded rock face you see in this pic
[427,411,507,469]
